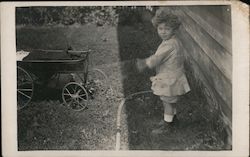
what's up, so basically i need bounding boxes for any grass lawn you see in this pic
[17,23,227,150]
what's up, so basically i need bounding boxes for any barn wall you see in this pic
[161,6,232,145]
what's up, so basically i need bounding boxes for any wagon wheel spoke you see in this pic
[75,96,86,106]
[67,84,74,93]
[18,75,32,85]
[19,75,32,81]
[78,90,87,101]
[64,88,73,97]
[70,98,84,109]
[18,89,32,99]
[18,81,32,86]
[76,97,81,104]
[76,98,87,108]
[78,95,87,102]
[63,93,72,96]
[17,89,33,92]
[78,93,87,97]
[62,82,88,111]
[18,77,32,84]
[17,66,34,110]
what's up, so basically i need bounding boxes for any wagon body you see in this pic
[17,49,89,80]
[17,49,91,111]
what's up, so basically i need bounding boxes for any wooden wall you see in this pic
[161,6,232,146]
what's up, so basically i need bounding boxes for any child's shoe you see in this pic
[157,119,166,127]
[157,115,179,126]
[152,115,180,134]
[152,121,174,134]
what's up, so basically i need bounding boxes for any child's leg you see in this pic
[160,96,178,123]
[173,106,177,115]
[152,96,179,134]
[163,102,175,122]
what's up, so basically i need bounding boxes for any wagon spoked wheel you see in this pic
[62,82,89,111]
[87,68,108,96]
[17,66,34,110]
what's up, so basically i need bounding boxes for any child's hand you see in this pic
[136,58,147,72]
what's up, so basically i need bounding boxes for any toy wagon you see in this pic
[17,49,106,111]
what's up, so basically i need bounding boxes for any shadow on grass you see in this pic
[117,7,163,149]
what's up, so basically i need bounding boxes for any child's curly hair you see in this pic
[152,10,181,30]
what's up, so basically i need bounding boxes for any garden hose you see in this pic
[115,90,152,150]
[89,68,153,150]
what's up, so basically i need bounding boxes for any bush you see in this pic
[16,6,155,26]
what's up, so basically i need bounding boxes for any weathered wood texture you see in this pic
[182,6,232,53]
[161,6,232,142]
[178,27,232,115]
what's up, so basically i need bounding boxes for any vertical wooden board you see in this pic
[177,28,232,109]
[174,9,232,81]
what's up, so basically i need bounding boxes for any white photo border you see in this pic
[1,1,249,157]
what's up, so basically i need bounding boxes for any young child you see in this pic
[136,10,190,134]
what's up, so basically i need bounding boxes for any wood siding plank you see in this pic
[174,9,232,81]
[177,28,232,109]
[183,6,232,53]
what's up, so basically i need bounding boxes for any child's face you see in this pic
[157,23,174,40]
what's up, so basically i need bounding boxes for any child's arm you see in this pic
[136,58,147,72]
[136,43,175,72]
[146,45,174,69]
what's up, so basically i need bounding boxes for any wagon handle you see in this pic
[67,49,92,57]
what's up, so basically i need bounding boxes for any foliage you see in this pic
[16,6,155,26]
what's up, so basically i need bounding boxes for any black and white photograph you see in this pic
[1,1,249,157]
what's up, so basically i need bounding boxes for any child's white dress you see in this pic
[146,35,190,98]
